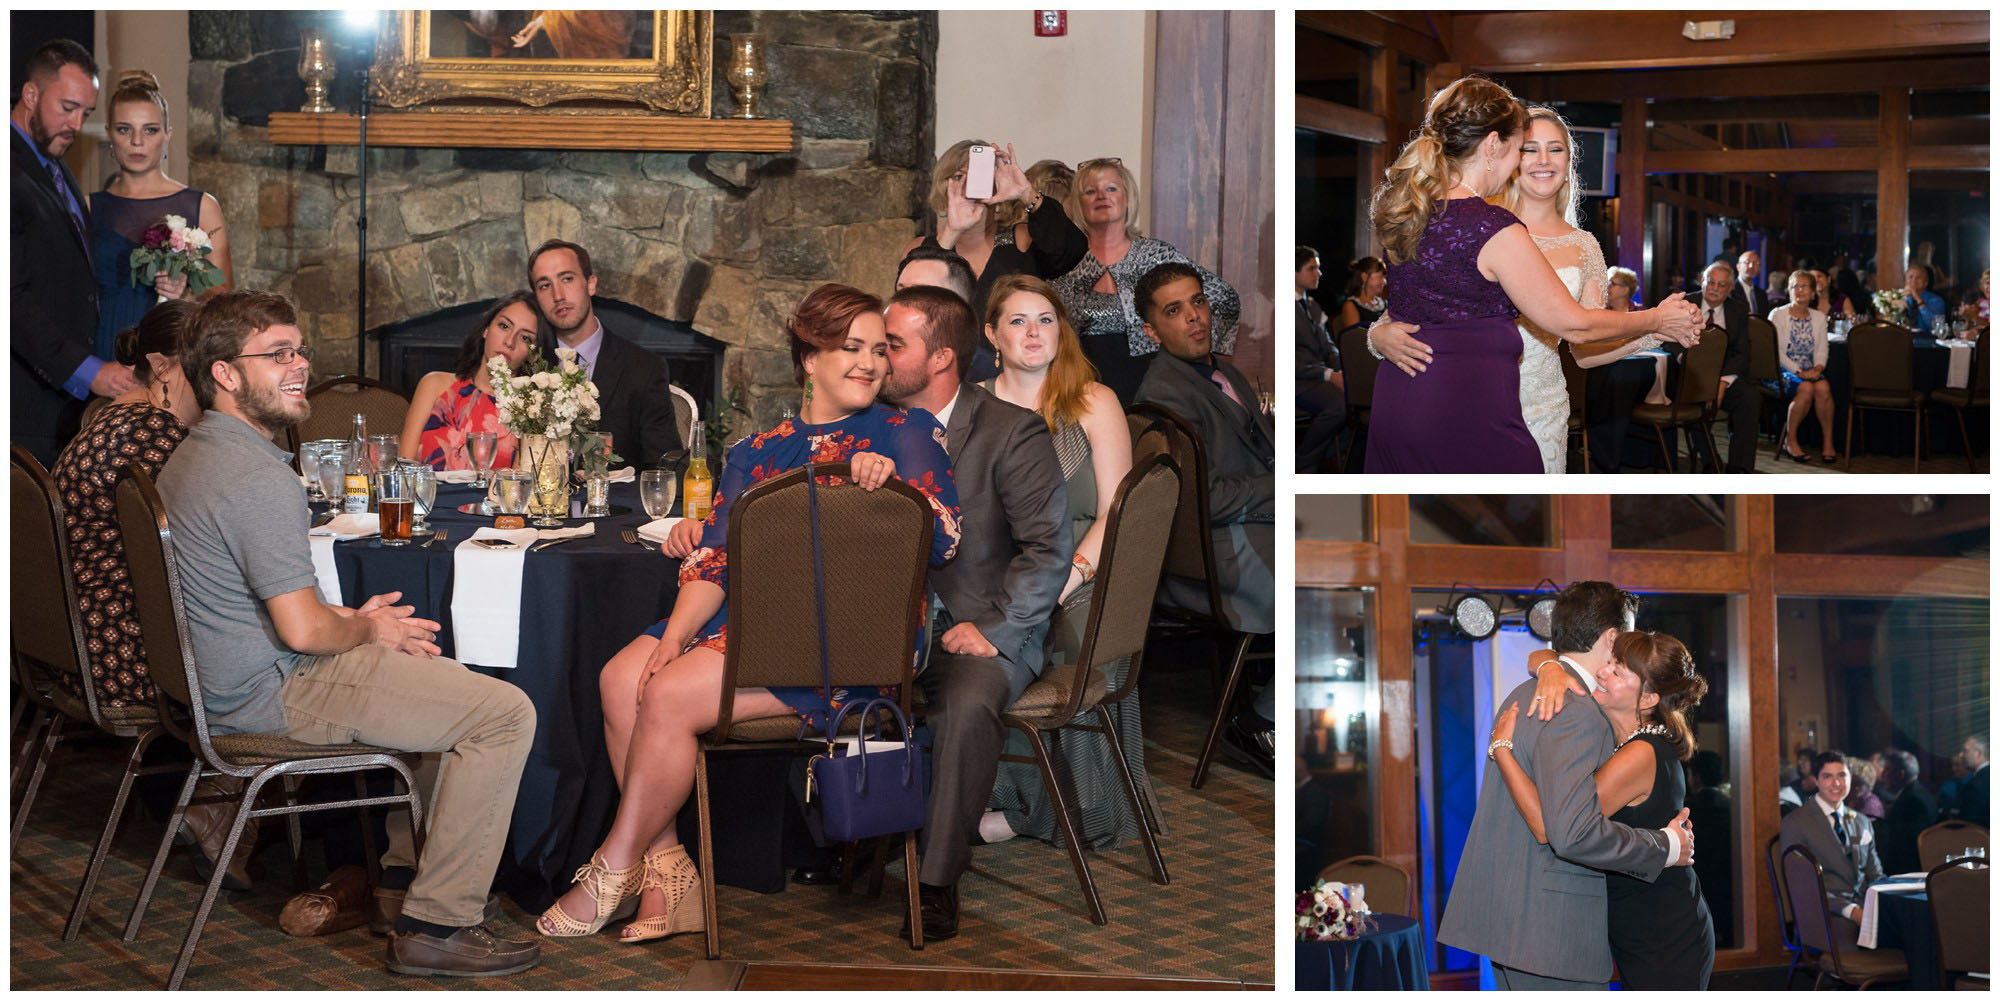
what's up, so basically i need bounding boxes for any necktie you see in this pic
[1831,807,1849,847]
[46,161,86,252]
[1708,307,1722,329]
[1210,368,1245,411]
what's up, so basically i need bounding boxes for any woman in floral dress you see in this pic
[398,291,541,470]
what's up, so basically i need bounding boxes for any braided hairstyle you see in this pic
[1371,76,1528,265]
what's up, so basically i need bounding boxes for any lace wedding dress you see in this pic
[1516,228,1654,474]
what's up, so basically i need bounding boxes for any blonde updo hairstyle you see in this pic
[1371,76,1529,265]
[1493,105,1582,227]
[109,68,169,116]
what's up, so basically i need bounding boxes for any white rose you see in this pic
[185,227,212,249]
[165,214,187,231]
[555,346,578,363]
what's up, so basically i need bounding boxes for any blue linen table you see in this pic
[1296,913,1430,990]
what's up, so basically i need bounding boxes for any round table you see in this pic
[1296,913,1430,990]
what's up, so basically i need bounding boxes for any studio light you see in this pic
[1448,593,1498,640]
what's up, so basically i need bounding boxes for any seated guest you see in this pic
[1809,269,1834,318]
[1051,157,1242,402]
[1295,246,1344,474]
[1957,267,1988,337]
[1691,261,1761,473]
[879,283,1069,938]
[894,243,977,305]
[904,139,1087,380]
[1733,249,1772,316]
[544,284,961,942]
[976,273,1144,848]
[1955,735,1989,826]
[1132,261,1276,769]
[1332,256,1387,331]
[528,239,680,467]
[1834,267,1868,321]
[1845,755,1885,820]
[1777,751,1884,951]
[1765,270,1834,463]
[157,291,540,977]
[1873,749,1937,874]
[398,291,540,470]
[1904,263,1949,332]
[1606,267,1640,312]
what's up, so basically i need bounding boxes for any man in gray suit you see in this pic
[1438,581,1695,989]
[1778,750,1885,951]
[881,284,1071,940]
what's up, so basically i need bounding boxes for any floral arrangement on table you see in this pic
[1296,878,1377,942]
[130,214,225,300]
[1871,288,1912,326]
[486,346,601,444]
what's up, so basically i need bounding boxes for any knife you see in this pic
[529,535,584,552]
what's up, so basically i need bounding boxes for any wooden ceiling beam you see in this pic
[1643,145,1988,175]
[1451,11,1987,73]
[1297,95,1388,144]
[1296,10,1451,66]
[1502,55,1990,103]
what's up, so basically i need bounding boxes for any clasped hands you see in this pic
[344,590,440,658]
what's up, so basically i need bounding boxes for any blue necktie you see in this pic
[46,161,88,262]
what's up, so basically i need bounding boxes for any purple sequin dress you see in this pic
[1365,198,1542,473]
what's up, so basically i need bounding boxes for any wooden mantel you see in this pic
[266,111,794,153]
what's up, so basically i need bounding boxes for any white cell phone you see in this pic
[964,145,996,200]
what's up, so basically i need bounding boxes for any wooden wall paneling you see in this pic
[1403,546,1566,589]
[1149,11,1227,269]
[1772,553,1988,598]
[1297,10,1450,66]
[1295,540,1381,588]
[1221,10,1276,386]
[1297,96,1386,144]
[1372,497,1419,908]
[1450,10,1988,74]
[1740,495,1784,969]
[1500,55,1991,104]
[1618,97,1649,286]
[1606,551,1755,593]
[1558,495,1612,584]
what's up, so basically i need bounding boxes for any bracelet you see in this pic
[1487,738,1514,761]
[1071,552,1095,584]
[1365,325,1386,361]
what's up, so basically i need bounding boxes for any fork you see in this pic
[622,528,656,552]
[424,529,449,549]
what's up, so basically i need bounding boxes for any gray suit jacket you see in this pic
[1778,798,1885,915]
[1134,351,1275,634]
[1437,673,1671,983]
[930,383,1071,696]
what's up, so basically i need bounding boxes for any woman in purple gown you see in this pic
[1361,77,1700,473]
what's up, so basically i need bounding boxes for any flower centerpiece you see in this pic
[487,346,600,524]
[130,213,225,303]
[1872,288,1912,327]
[1296,878,1376,942]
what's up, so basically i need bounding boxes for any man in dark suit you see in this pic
[1294,246,1344,473]
[1778,751,1886,951]
[1729,249,1771,318]
[527,240,680,466]
[1695,261,1761,472]
[12,39,135,465]
[1955,735,1989,827]
[880,284,1069,941]
[1874,749,1938,874]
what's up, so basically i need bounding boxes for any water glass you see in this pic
[466,432,499,488]
[367,433,400,472]
[639,469,678,521]
[493,468,532,516]
[399,460,436,533]
[315,442,350,514]
[298,442,325,501]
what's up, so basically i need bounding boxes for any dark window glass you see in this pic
[1297,588,1377,891]
[1298,494,1371,541]
[1612,495,1732,551]
[1773,495,1990,558]
[1410,495,1553,547]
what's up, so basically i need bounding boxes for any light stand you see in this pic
[341,12,380,378]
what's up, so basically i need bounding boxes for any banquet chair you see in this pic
[1918,819,1990,872]
[1782,843,1909,989]
[693,461,932,958]
[1766,833,1812,988]
[1629,323,1727,472]
[997,454,1179,925]
[114,464,426,991]
[1317,854,1412,918]
[1925,332,1987,473]
[285,376,411,468]
[1844,322,1927,473]
[1335,324,1377,472]
[1926,857,1989,989]
[668,383,699,455]
[1745,315,1787,459]
[11,447,182,942]
[1559,342,1589,473]
[1126,403,1266,790]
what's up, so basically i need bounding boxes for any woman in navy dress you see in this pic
[89,71,232,359]
[1359,77,1699,473]
[538,284,962,944]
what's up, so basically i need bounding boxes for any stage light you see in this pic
[344,9,381,33]
[1448,593,1498,640]
[1527,597,1557,641]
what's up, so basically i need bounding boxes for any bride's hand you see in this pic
[1490,702,1520,745]
[1368,318,1432,376]
[1649,293,1702,347]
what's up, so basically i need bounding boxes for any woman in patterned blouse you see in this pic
[51,298,204,707]
[397,292,540,470]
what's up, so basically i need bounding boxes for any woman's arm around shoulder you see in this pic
[399,371,455,462]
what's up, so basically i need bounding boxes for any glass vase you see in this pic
[518,434,571,527]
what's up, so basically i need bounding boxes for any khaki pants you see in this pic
[281,646,535,927]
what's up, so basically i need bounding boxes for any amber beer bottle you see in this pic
[343,414,373,513]
[682,420,713,522]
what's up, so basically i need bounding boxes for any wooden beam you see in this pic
[1296,541,1381,588]
[1373,497,1418,902]
[1366,47,1396,258]
[1908,144,1990,171]
[1742,495,1786,969]
[1645,147,1879,174]
[1503,55,1990,104]
[265,111,794,152]
[1452,11,1988,73]
[1607,551,1755,592]
[1773,554,1988,598]
[1619,96,1649,283]
[1296,10,1450,66]
[1405,546,1567,589]
[1878,87,1912,289]
[1296,95,1387,144]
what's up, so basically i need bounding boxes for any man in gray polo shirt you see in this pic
[156,290,538,978]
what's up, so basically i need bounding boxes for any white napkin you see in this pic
[606,466,636,483]
[307,513,379,606]
[1857,875,1927,949]
[637,517,694,545]
[436,469,483,484]
[446,523,596,669]
[1946,340,1973,388]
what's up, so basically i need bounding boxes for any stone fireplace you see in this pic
[186,11,935,434]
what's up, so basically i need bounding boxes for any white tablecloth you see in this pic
[1857,874,1927,949]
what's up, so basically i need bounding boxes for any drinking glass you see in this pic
[466,432,499,488]
[316,442,350,515]
[493,468,532,516]
[378,467,414,546]
[639,469,678,521]
[367,433,400,472]
[400,460,436,533]
[299,442,325,502]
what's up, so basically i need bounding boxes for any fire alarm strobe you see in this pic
[1035,11,1067,37]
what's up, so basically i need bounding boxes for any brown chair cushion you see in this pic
[711,711,877,744]
[1006,664,1109,721]
[1830,946,1909,984]
[1630,402,1706,424]
[1930,388,1987,408]
[210,733,406,767]
[1853,389,1927,408]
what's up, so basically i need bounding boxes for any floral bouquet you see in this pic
[1296,878,1377,942]
[130,213,224,301]
[1872,288,1912,326]
[486,346,601,443]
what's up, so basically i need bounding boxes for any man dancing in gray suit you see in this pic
[880,284,1071,939]
[1438,581,1695,989]
[1777,750,1885,951]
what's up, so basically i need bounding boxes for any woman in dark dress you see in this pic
[1490,631,1717,989]
[1360,76,1698,472]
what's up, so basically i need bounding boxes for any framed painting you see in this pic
[372,10,712,115]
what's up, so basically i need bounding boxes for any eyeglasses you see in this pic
[232,345,314,364]
[1078,156,1123,169]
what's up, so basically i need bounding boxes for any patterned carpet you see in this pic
[11,648,1274,989]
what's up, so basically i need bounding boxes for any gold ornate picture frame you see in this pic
[372,11,711,115]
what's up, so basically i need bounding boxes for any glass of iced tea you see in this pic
[378,466,414,546]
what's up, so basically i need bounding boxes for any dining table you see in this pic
[319,479,821,910]
[1857,874,1938,989]
[1295,914,1430,990]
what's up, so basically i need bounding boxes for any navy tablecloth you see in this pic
[1871,889,1938,990]
[1297,913,1429,990]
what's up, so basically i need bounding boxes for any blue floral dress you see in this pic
[645,404,962,727]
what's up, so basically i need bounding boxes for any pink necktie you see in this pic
[1210,369,1245,410]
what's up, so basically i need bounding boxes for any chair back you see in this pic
[1064,454,1181,715]
[1559,341,1586,421]
[1766,833,1800,947]
[1782,843,1840,956]
[113,464,223,768]
[1927,857,1989,982]
[710,461,931,742]
[288,376,412,462]
[1318,854,1412,918]
[668,384,699,455]
[1674,324,1729,404]
[10,446,99,721]
[1336,324,1378,409]
[1846,322,1915,392]
[1747,316,1781,382]
[1124,404,1223,623]
[1969,332,1989,402]
[1918,819,1989,871]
